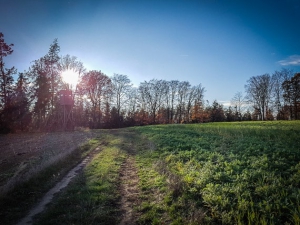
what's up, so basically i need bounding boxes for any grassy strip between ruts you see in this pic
[0,138,100,225]
[135,132,205,225]
[135,147,169,224]
[32,132,127,225]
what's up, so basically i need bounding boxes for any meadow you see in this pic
[1,121,300,224]
[133,121,300,224]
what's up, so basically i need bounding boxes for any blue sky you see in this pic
[1,0,300,105]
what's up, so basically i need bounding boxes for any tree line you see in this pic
[0,33,299,133]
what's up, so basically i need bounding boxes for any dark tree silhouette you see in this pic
[138,79,166,124]
[0,33,17,133]
[10,73,32,131]
[245,74,274,121]
[0,32,16,110]
[28,57,51,128]
[111,74,132,122]
[79,70,112,128]
[168,80,179,123]
[272,68,293,118]
[282,73,300,120]
[207,100,225,122]
[44,39,60,112]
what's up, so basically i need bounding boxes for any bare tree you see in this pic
[79,70,112,127]
[128,87,138,112]
[168,80,179,123]
[272,68,293,117]
[245,74,274,120]
[138,79,166,124]
[231,91,245,120]
[186,84,205,122]
[111,74,132,118]
[177,81,190,123]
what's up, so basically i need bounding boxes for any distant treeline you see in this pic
[0,33,299,133]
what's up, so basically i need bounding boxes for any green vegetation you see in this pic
[2,121,300,225]
[0,137,100,225]
[33,131,127,225]
[133,121,300,224]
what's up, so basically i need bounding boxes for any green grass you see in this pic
[135,149,170,224]
[33,131,127,225]
[3,121,300,225]
[131,121,300,224]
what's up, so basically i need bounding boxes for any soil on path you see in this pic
[118,155,140,225]
[16,147,101,225]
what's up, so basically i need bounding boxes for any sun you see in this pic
[61,69,79,88]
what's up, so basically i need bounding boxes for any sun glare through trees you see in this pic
[61,69,79,89]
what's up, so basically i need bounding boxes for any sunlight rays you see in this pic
[61,69,79,89]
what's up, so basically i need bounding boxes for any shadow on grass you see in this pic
[0,139,100,225]
[31,130,129,225]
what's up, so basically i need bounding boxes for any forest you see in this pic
[1,33,300,133]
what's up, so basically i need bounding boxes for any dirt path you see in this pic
[16,147,101,225]
[119,155,140,225]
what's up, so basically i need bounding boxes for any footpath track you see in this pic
[119,155,140,225]
[17,147,102,225]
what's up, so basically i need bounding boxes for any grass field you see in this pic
[133,121,300,224]
[1,121,300,224]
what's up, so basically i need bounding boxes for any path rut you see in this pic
[16,147,101,225]
[119,155,140,225]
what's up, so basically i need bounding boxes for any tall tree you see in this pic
[207,100,225,122]
[167,80,179,123]
[29,57,51,128]
[111,74,132,119]
[282,73,300,119]
[0,32,16,110]
[245,74,274,120]
[272,68,293,118]
[185,84,205,122]
[177,81,190,123]
[191,100,208,123]
[0,33,17,133]
[44,39,60,112]
[138,79,166,124]
[11,73,32,131]
[27,39,60,129]
[79,70,112,127]
[231,91,245,121]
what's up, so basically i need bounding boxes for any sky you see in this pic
[1,0,300,106]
